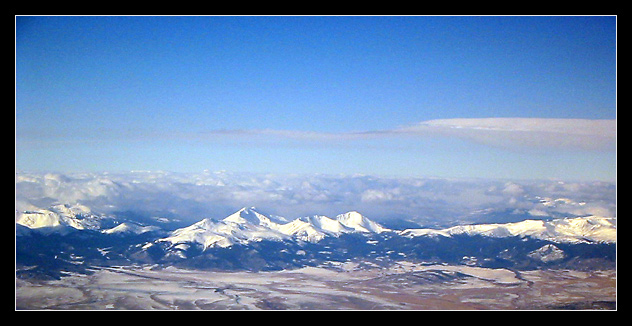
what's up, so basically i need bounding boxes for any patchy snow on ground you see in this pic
[16,262,616,310]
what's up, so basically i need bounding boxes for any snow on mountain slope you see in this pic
[528,244,566,263]
[274,218,328,242]
[304,215,354,234]
[158,207,389,250]
[16,204,103,234]
[161,218,233,248]
[160,216,288,249]
[336,211,389,233]
[16,203,161,236]
[400,216,616,244]
[223,207,278,226]
[102,222,161,235]
[156,208,617,252]
[16,202,615,249]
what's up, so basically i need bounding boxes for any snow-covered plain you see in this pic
[16,262,616,310]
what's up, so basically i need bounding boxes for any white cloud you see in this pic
[394,118,616,151]
[502,182,525,196]
[16,171,616,227]
[361,189,398,202]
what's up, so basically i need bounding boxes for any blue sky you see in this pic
[16,16,616,181]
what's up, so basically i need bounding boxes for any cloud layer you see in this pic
[16,171,616,228]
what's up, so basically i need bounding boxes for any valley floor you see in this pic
[15,262,616,310]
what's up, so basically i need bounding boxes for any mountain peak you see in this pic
[223,206,275,227]
[16,204,102,234]
[338,211,363,221]
[336,211,389,233]
[158,208,390,250]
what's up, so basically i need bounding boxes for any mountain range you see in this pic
[159,207,388,250]
[17,205,615,244]
[16,205,616,278]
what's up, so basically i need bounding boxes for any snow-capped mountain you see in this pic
[159,209,287,249]
[15,203,161,236]
[222,207,281,226]
[102,222,161,235]
[400,215,616,244]
[158,207,390,250]
[336,211,389,233]
[16,204,617,277]
[17,204,615,246]
[16,204,107,235]
[527,244,567,263]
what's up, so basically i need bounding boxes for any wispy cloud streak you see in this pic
[191,118,616,151]
[392,118,616,151]
[18,118,616,151]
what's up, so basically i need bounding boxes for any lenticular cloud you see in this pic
[395,118,616,151]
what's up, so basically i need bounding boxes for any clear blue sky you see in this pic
[15,16,617,180]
